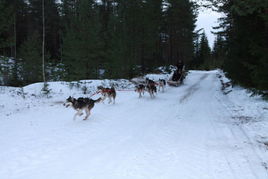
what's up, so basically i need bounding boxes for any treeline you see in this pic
[194,0,268,92]
[1,0,267,93]
[0,0,197,86]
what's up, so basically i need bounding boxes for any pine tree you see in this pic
[139,0,163,72]
[210,0,268,90]
[198,32,211,69]
[0,1,13,56]
[28,0,60,60]
[62,0,103,80]
[98,0,121,78]
[42,0,46,83]
[0,0,29,86]
[212,34,226,68]
[164,0,197,65]
[18,32,43,84]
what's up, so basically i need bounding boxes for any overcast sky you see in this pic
[196,9,223,48]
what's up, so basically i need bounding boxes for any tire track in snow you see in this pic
[213,98,261,179]
[208,100,240,179]
[209,73,268,179]
[109,74,214,178]
[179,74,208,103]
[178,72,261,179]
[214,93,268,179]
[170,73,231,178]
[180,73,237,179]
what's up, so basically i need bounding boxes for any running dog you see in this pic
[97,86,116,104]
[135,84,145,98]
[145,78,157,98]
[145,78,156,86]
[158,79,166,92]
[146,84,157,98]
[64,96,101,120]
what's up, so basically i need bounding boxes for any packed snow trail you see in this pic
[0,71,267,179]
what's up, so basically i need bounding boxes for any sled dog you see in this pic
[64,96,101,120]
[97,86,116,104]
[158,79,166,92]
[145,78,157,98]
[135,84,146,98]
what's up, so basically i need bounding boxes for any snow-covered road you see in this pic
[0,71,267,179]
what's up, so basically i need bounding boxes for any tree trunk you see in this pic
[42,0,46,82]
[14,14,16,59]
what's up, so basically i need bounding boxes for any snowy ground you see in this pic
[0,70,267,179]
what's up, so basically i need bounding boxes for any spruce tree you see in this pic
[198,32,211,69]
[18,32,43,84]
[28,0,60,60]
[212,34,226,68]
[164,0,197,65]
[0,1,13,56]
[62,0,103,80]
[210,0,268,90]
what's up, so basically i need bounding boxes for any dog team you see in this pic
[64,78,166,120]
[135,78,166,98]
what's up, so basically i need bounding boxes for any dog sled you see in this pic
[167,70,187,87]
[167,79,182,87]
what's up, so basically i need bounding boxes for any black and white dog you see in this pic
[135,84,146,98]
[158,79,166,92]
[64,96,102,120]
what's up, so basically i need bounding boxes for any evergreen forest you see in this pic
[0,0,267,94]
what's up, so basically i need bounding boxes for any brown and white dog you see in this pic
[64,96,101,120]
[97,86,116,104]
[135,84,146,98]
[145,78,157,98]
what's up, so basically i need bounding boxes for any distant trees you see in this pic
[18,32,43,84]
[206,0,268,91]
[0,0,13,56]
[211,34,226,69]
[165,0,197,65]
[62,0,102,80]
[192,31,211,69]
[1,0,266,94]
[0,0,197,86]
[192,0,268,93]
